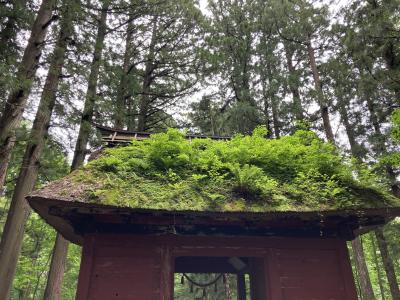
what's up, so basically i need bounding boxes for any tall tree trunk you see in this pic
[223,274,232,300]
[375,228,400,299]
[306,39,334,143]
[45,3,109,299]
[270,94,280,139]
[265,60,280,139]
[371,233,387,300]
[0,139,13,196]
[368,0,400,104]
[0,0,55,194]
[137,16,158,132]
[43,235,69,300]
[261,82,272,138]
[284,43,304,121]
[351,236,376,300]
[338,63,399,300]
[363,80,400,197]
[71,1,108,169]
[0,0,73,294]
[339,92,376,299]
[114,20,135,129]
[259,49,273,138]
[337,94,364,159]
[20,227,44,300]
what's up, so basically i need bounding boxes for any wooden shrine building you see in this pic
[28,126,400,299]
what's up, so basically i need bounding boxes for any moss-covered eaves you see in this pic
[30,128,400,214]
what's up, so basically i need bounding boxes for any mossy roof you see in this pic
[30,128,400,214]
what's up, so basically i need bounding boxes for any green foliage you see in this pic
[0,124,73,299]
[51,127,398,212]
[391,109,400,142]
[379,109,400,168]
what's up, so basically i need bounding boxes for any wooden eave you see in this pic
[95,124,231,145]
[27,196,400,245]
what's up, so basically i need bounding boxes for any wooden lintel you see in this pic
[175,257,239,274]
[48,205,387,239]
[68,216,366,240]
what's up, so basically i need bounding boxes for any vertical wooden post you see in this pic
[237,273,246,300]
[248,258,267,300]
[76,235,95,300]
[160,245,174,300]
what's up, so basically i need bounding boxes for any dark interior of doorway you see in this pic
[174,256,266,300]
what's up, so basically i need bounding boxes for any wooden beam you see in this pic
[175,257,239,274]
[237,274,246,300]
[95,124,231,145]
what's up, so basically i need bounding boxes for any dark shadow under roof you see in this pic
[27,195,400,245]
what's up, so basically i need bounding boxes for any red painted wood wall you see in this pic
[75,234,357,300]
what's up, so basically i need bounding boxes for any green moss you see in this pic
[52,127,399,212]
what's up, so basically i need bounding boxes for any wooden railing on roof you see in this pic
[95,124,231,145]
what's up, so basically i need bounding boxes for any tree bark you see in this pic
[0,0,55,194]
[0,0,72,293]
[340,94,376,300]
[43,235,69,300]
[351,236,376,300]
[265,59,280,139]
[71,1,108,169]
[114,20,135,130]
[358,67,400,300]
[375,228,400,300]
[223,274,232,300]
[45,3,109,299]
[284,43,304,121]
[364,82,400,197]
[259,44,273,139]
[261,82,272,139]
[270,94,280,139]
[0,137,14,196]
[337,94,364,159]
[371,233,386,300]
[137,16,158,132]
[306,39,334,143]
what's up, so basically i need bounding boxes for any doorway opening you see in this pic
[173,256,266,300]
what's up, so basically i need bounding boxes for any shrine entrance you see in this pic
[174,256,266,300]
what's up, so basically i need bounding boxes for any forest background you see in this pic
[0,0,400,299]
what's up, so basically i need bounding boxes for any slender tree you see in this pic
[272,0,335,141]
[326,53,380,300]
[0,0,76,296]
[0,0,56,195]
[370,234,387,300]
[44,3,109,298]
[134,0,201,132]
[375,228,400,299]
[136,15,158,131]
[114,19,135,130]
[284,42,304,121]
[352,236,376,300]
[205,0,261,134]
[306,38,334,142]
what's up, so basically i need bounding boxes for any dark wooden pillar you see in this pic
[160,245,174,300]
[237,273,246,300]
[248,258,266,300]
